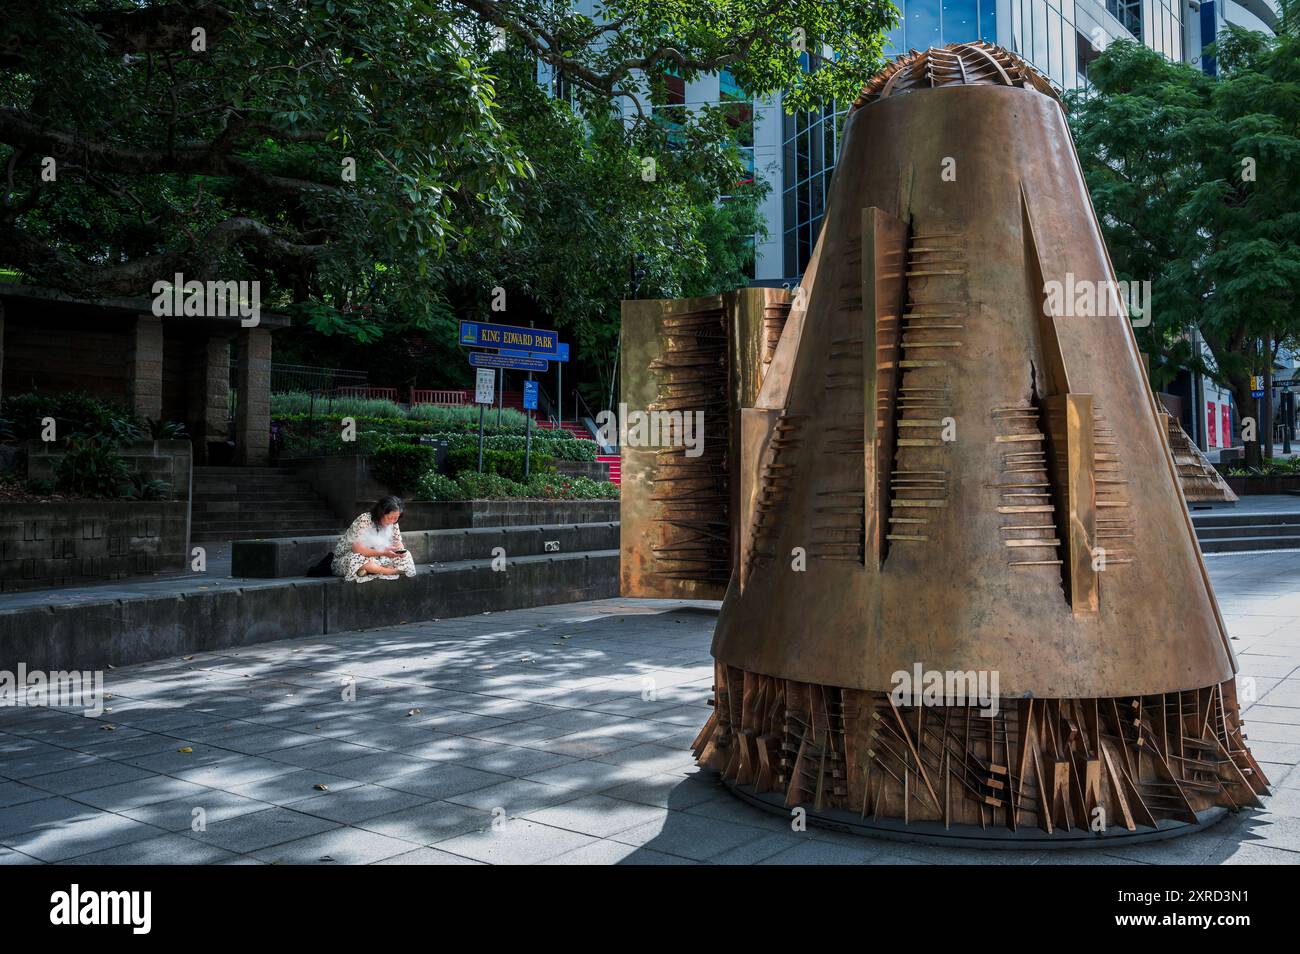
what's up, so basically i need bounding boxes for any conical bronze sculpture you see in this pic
[622,43,1267,843]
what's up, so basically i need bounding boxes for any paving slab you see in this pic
[1,560,1298,864]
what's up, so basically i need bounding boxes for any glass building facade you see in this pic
[777,0,1186,276]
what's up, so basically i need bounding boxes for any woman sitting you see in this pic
[333,495,417,582]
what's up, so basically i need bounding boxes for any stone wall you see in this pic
[2,312,130,401]
[26,439,193,501]
[0,500,189,592]
[554,459,611,481]
[293,455,388,522]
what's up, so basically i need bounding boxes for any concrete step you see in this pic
[1192,512,1300,528]
[193,466,300,476]
[193,478,320,492]
[1200,535,1300,553]
[231,521,620,577]
[191,519,338,535]
[0,550,620,670]
[192,499,334,513]
[1196,523,1300,540]
[192,527,342,543]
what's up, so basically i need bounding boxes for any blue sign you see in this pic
[523,381,539,410]
[469,352,547,372]
[502,341,568,362]
[459,321,559,356]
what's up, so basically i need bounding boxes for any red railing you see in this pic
[411,388,470,406]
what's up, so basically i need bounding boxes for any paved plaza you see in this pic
[1,549,1299,865]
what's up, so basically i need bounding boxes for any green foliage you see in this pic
[370,443,439,493]
[524,474,621,500]
[273,410,597,460]
[1225,457,1300,477]
[1,391,139,442]
[454,471,529,499]
[53,436,130,498]
[142,418,189,440]
[270,392,533,433]
[25,477,54,496]
[413,471,465,501]
[447,447,554,481]
[449,469,619,500]
[1066,32,1300,424]
[124,473,172,500]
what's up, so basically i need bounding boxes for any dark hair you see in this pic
[370,495,403,525]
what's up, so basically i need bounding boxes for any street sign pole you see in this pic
[474,367,495,474]
[496,368,503,427]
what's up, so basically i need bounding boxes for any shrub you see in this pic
[25,477,54,496]
[370,443,438,493]
[524,474,620,500]
[143,418,189,439]
[446,447,554,481]
[454,471,528,499]
[124,473,171,500]
[53,436,130,498]
[1,391,140,442]
[413,471,464,501]
[271,412,598,461]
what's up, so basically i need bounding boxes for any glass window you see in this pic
[980,0,998,43]
[886,24,905,55]
[907,0,942,49]
[1076,29,1101,81]
[1033,0,1050,73]
[943,0,980,41]
[1049,9,1064,86]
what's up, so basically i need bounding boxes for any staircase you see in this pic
[1193,511,1300,553]
[537,419,595,440]
[597,454,621,485]
[1163,412,1238,505]
[191,466,341,543]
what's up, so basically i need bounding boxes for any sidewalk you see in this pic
[1,554,1298,865]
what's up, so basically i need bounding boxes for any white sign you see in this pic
[475,368,495,405]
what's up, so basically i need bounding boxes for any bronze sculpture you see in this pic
[621,43,1266,842]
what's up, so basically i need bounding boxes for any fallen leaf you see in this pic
[313,783,329,792]
[178,746,193,753]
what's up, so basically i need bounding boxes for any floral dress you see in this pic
[332,512,417,583]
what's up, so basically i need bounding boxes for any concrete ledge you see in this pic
[0,551,618,672]
[377,499,618,531]
[231,522,619,578]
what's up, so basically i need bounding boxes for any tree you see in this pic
[1066,19,1300,464]
[1,2,893,322]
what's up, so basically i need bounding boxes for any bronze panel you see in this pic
[710,78,1233,697]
